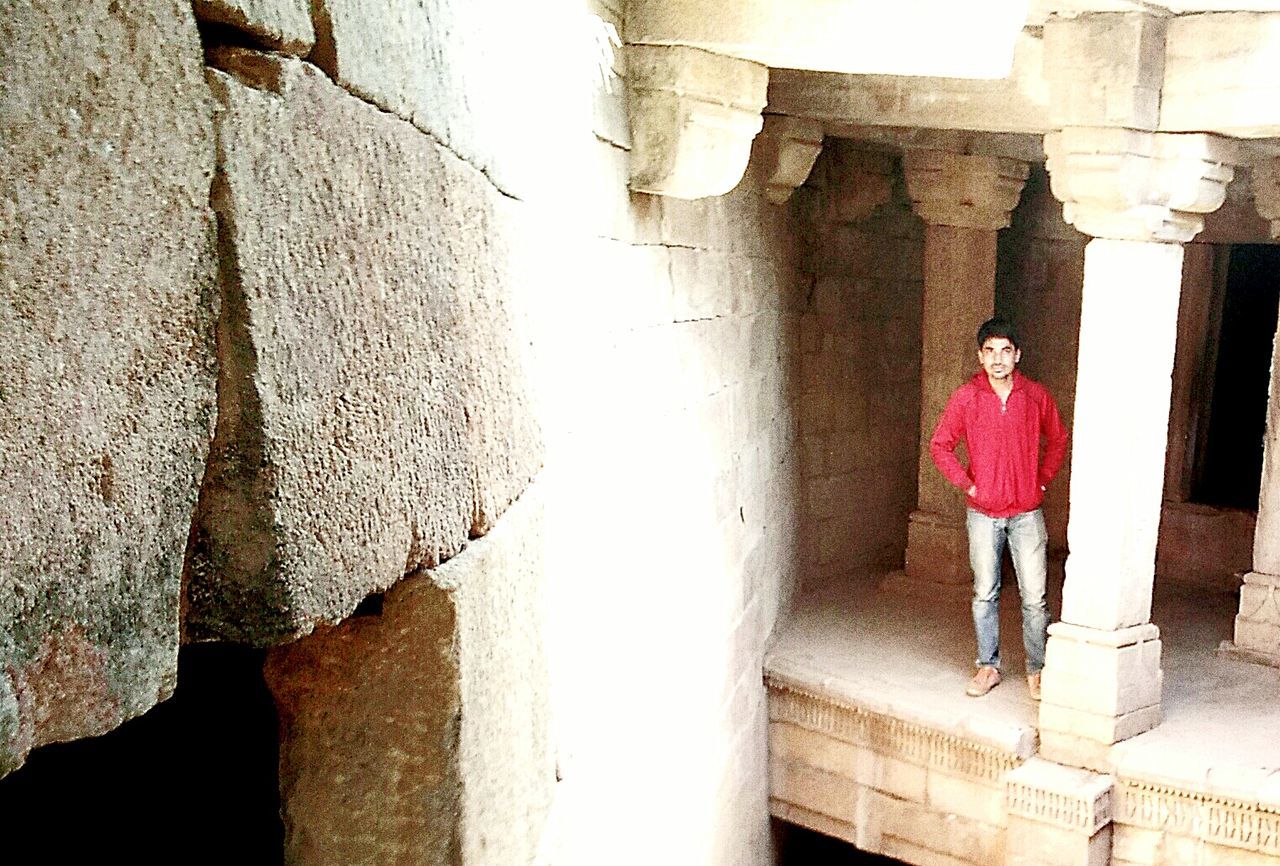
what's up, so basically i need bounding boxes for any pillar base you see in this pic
[1004,757,1113,866]
[1217,640,1280,669]
[902,510,972,586]
[1227,571,1280,664]
[1038,622,1163,770]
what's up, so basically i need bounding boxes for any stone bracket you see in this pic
[1251,158,1280,240]
[755,115,824,205]
[902,150,1029,230]
[627,44,768,199]
[1044,126,1239,242]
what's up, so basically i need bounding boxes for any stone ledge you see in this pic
[1114,776,1280,857]
[766,676,1033,781]
[1005,757,1114,834]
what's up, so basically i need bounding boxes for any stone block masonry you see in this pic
[793,143,924,586]
[265,483,552,866]
[186,51,542,646]
[0,0,217,775]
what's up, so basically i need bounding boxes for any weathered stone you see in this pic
[193,0,314,53]
[0,0,216,775]
[1044,127,1238,243]
[627,45,768,200]
[1043,12,1167,131]
[1162,13,1280,137]
[754,115,824,205]
[304,0,562,198]
[265,483,551,866]
[188,53,541,645]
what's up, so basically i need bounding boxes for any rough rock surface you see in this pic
[265,484,552,866]
[188,51,542,646]
[193,0,315,54]
[307,0,554,197]
[0,0,217,774]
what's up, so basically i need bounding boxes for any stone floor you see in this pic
[766,568,1280,788]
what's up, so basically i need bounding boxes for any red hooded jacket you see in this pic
[929,371,1069,518]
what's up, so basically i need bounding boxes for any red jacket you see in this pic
[930,371,1069,518]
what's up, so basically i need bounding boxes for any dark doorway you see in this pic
[0,644,283,863]
[1192,244,1280,510]
[776,821,907,864]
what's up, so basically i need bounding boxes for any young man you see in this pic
[929,317,1069,700]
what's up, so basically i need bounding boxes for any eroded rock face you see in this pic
[188,52,541,646]
[0,0,217,774]
[265,484,552,866]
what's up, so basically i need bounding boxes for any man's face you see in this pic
[978,336,1020,381]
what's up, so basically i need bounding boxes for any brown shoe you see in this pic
[965,666,1002,697]
[1027,673,1042,701]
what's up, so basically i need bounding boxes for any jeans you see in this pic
[966,507,1048,675]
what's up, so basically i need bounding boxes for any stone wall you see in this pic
[1,0,807,862]
[793,144,925,587]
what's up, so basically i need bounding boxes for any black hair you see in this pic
[977,316,1019,350]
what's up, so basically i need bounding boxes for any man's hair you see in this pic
[977,316,1019,349]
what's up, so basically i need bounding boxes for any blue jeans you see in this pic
[966,508,1048,675]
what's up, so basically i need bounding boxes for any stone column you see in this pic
[1222,160,1280,666]
[898,150,1029,586]
[1037,127,1238,770]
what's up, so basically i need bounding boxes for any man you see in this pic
[930,317,1069,701]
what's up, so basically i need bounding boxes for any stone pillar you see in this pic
[1221,172,1280,664]
[1004,758,1114,866]
[898,150,1029,586]
[1038,127,1238,769]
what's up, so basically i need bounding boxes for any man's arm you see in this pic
[1038,392,1069,488]
[929,390,973,492]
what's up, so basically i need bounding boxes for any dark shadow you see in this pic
[775,821,907,864]
[0,643,283,863]
[1193,244,1280,509]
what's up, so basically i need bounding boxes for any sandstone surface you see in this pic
[0,0,217,774]
[265,484,552,866]
[193,0,315,54]
[188,52,541,645]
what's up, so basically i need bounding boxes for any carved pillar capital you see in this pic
[627,44,768,200]
[754,115,824,205]
[1251,157,1280,239]
[1044,126,1239,242]
[901,150,1029,230]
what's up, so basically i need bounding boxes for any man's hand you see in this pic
[967,484,977,497]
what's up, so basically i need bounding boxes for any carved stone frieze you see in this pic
[1115,777,1280,857]
[767,678,1025,784]
[1005,758,1114,834]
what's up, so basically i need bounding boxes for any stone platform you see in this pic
[766,574,1280,866]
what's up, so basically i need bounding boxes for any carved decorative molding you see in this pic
[1115,778,1280,856]
[1044,126,1238,242]
[627,44,768,200]
[767,678,1024,784]
[1005,757,1114,834]
[901,149,1029,230]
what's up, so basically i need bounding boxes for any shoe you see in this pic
[1027,673,1042,701]
[965,666,1002,697]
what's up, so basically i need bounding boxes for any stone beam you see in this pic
[627,45,767,199]
[1163,13,1280,137]
[766,32,1050,136]
[626,0,1027,78]
[1043,11,1168,132]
